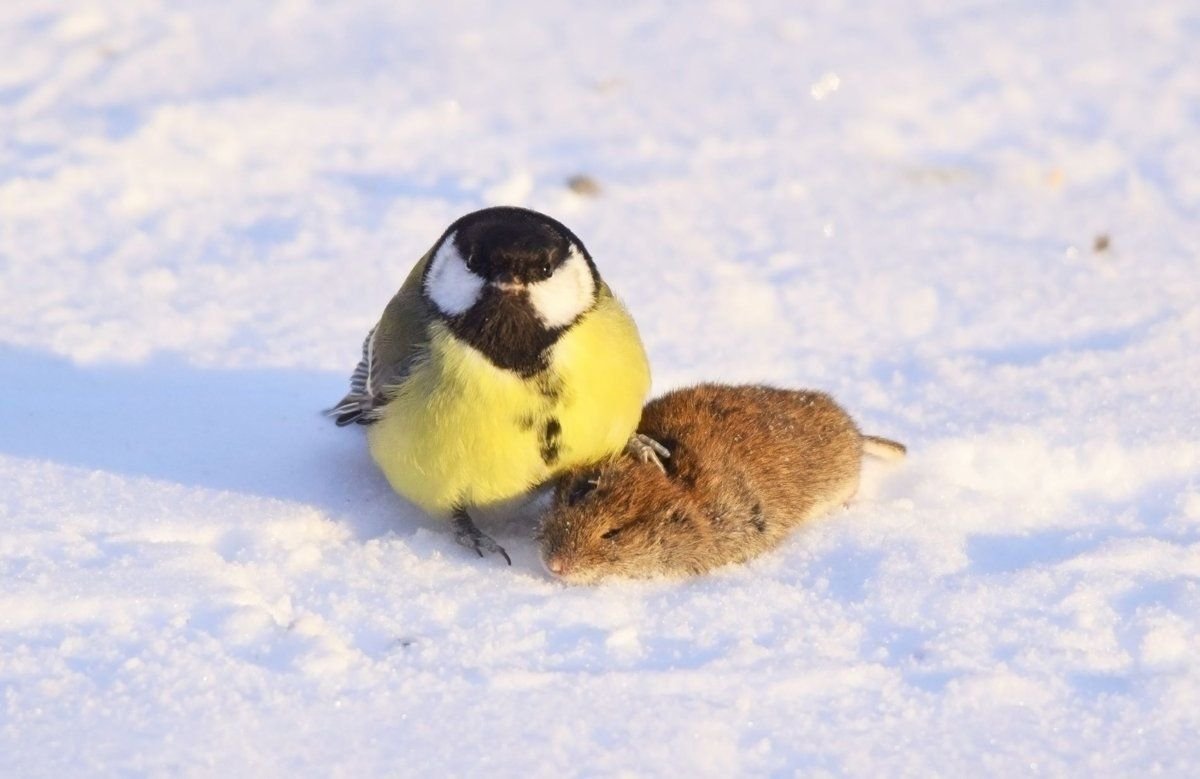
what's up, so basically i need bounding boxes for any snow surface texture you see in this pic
[2,1,1199,775]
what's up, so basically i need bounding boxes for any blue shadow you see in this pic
[0,345,405,539]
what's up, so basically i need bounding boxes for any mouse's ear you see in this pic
[560,469,601,506]
[551,472,575,501]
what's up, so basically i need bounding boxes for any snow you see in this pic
[2,0,1199,774]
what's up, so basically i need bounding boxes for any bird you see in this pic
[329,206,666,563]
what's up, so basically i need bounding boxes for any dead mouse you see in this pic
[537,384,905,583]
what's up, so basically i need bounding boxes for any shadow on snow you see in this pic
[0,344,407,540]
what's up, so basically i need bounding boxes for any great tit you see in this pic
[330,206,664,562]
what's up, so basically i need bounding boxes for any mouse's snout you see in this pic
[544,553,572,577]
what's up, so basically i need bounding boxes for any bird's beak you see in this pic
[490,280,527,294]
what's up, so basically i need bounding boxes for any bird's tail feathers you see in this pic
[325,394,372,427]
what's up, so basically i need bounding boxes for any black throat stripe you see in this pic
[446,287,565,376]
[540,418,562,465]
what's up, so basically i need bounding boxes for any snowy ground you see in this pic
[3,0,1200,775]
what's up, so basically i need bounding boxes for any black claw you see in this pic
[452,509,511,565]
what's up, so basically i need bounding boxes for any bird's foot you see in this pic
[452,510,511,565]
[626,433,671,473]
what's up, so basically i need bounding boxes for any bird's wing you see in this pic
[328,250,436,426]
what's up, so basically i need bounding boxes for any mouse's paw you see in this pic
[452,510,512,565]
[626,433,671,473]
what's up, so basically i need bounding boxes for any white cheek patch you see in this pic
[528,246,596,329]
[425,233,485,316]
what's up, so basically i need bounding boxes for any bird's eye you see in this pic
[540,261,552,277]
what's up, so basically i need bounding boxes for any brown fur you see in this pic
[537,384,904,583]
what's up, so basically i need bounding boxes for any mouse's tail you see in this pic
[862,435,907,461]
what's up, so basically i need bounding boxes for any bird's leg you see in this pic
[625,433,671,473]
[451,508,512,565]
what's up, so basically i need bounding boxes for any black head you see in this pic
[422,207,601,375]
[455,208,580,286]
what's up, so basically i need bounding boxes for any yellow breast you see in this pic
[367,292,650,517]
